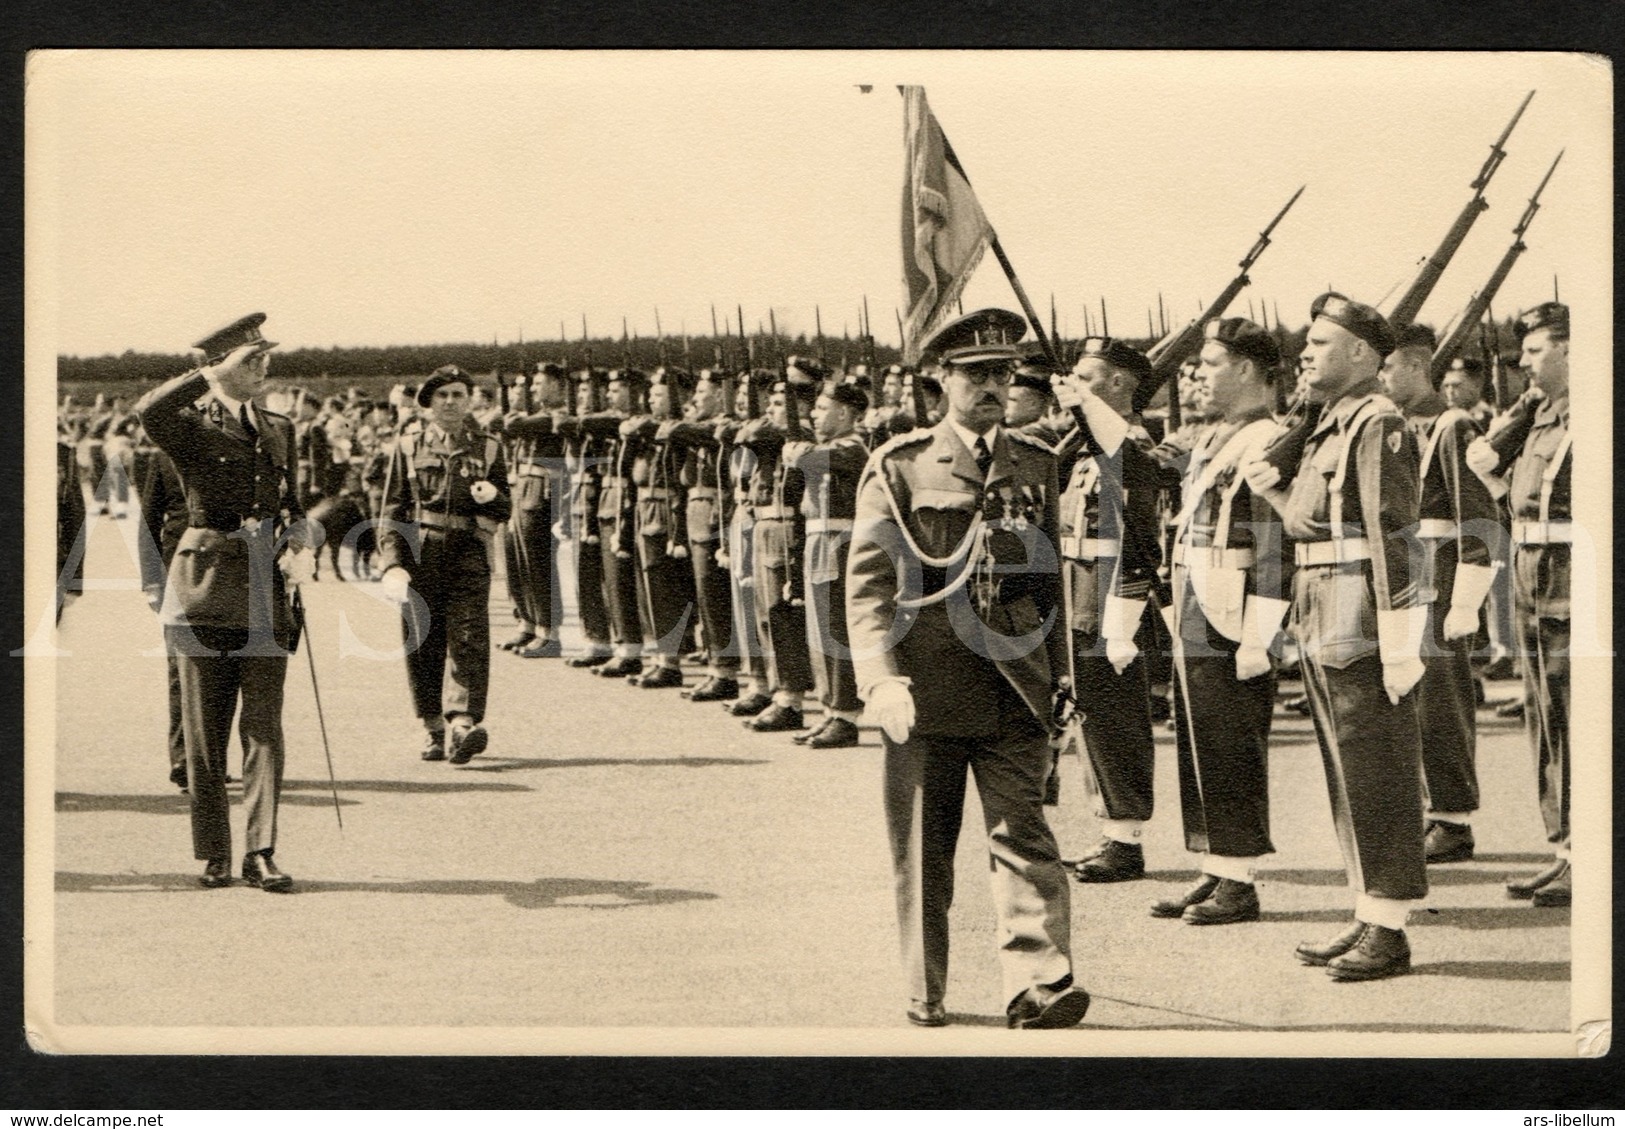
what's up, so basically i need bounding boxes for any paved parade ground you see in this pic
[38,506,1576,1051]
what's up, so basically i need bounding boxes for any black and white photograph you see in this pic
[22,49,1612,1060]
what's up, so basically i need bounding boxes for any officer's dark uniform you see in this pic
[1055,340,1163,882]
[560,368,614,665]
[662,371,744,698]
[134,314,305,885]
[788,379,870,746]
[846,309,1086,1029]
[501,365,569,654]
[624,366,699,685]
[138,446,191,787]
[378,372,510,747]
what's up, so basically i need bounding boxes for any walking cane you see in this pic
[292,587,344,832]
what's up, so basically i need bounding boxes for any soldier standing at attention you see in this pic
[134,313,315,891]
[1050,337,1164,883]
[500,363,571,659]
[786,375,870,748]
[1245,293,1427,981]
[1154,318,1291,925]
[663,367,744,702]
[1380,325,1498,865]
[559,368,615,669]
[847,309,1088,1030]
[716,370,778,717]
[1004,350,1064,448]
[1466,302,1573,908]
[377,365,511,764]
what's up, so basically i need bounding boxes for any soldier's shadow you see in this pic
[55,870,718,909]
[283,778,531,795]
[460,755,769,773]
[1413,960,1570,982]
[55,791,364,816]
[1261,866,1541,888]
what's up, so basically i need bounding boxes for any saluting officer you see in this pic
[663,367,744,701]
[1380,325,1498,864]
[377,365,511,764]
[134,313,315,891]
[1465,301,1573,908]
[1155,318,1292,925]
[847,309,1088,1030]
[786,375,871,748]
[1245,293,1428,981]
[1051,337,1164,883]
[499,363,571,659]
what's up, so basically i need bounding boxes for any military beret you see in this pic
[1076,336,1154,384]
[1310,292,1396,357]
[576,366,608,386]
[1393,323,1438,353]
[416,364,473,407]
[650,366,696,394]
[1445,356,1486,379]
[786,355,832,382]
[842,368,874,394]
[1515,301,1569,340]
[1011,345,1062,394]
[913,373,943,398]
[828,382,870,413]
[535,361,567,379]
[748,368,780,391]
[882,363,912,378]
[192,312,277,363]
[923,308,1027,366]
[849,364,870,378]
[774,376,820,404]
[607,367,650,388]
[1202,317,1280,371]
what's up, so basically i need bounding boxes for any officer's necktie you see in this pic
[240,404,258,442]
[973,435,993,478]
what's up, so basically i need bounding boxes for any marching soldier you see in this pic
[786,375,870,748]
[1155,318,1292,924]
[1381,326,1498,864]
[716,371,779,717]
[1245,293,1428,981]
[1466,301,1572,908]
[500,363,570,658]
[847,308,1088,1030]
[736,358,821,731]
[1051,337,1163,883]
[663,367,744,701]
[134,313,315,891]
[560,367,615,669]
[377,365,511,764]
[621,365,699,689]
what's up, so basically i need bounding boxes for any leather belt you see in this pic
[196,517,272,535]
[641,487,673,500]
[418,512,473,532]
[1171,542,1257,569]
[519,465,552,478]
[688,488,719,500]
[805,518,854,535]
[755,506,797,521]
[1512,520,1572,545]
[1415,518,1455,539]
[1061,535,1120,560]
[1295,538,1371,566]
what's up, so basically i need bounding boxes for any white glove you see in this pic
[380,566,412,606]
[1377,606,1429,704]
[1464,436,1500,478]
[1443,563,1495,641]
[280,547,316,587]
[1101,594,1145,675]
[551,521,569,540]
[1242,459,1282,495]
[864,678,916,744]
[717,548,731,570]
[470,480,498,505]
[1235,595,1290,682]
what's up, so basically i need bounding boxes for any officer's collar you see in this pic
[947,417,1000,457]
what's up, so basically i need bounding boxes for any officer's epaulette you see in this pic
[870,428,933,460]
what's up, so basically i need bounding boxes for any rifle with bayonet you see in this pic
[1430,149,1562,383]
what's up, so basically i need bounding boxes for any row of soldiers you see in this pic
[482,296,1573,991]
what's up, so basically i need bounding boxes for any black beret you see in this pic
[576,366,608,386]
[1310,292,1396,357]
[535,361,566,379]
[786,355,832,382]
[1075,336,1154,384]
[1515,301,1569,340]
[192,312,277,363]
[881,363,912,378]
[1011,345,1062,395]
[1393,324,1438,353]
[650,366,696,394]
[417,364,473,407]
[774,377,819,404]
[607,367,650,388]
[1204,317,1280,369]
[828,382,870,413]
[923,308,1027,366]
[1445,356,1486,379]
[913,373,943,398]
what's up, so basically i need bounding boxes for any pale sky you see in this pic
[28,50,1611,357]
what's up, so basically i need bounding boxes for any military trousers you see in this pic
[883,674,1074,1009]
[402,529,491,724]
[1418,549,1479,816]
[166,653,185,772]
[506,497,558,631]
[726,510,768,683]
[689,537,740,676]
[751,518,814,694]
[1169,577,1276,859]
[805,538,859,712]
[635,531,697,659]
[168,626,287,861]
[1070,627,1156,825]
[597,517,643,649]
[572,516,611,647]
[1295,566,1428,902]
[1516,597,1569,849]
